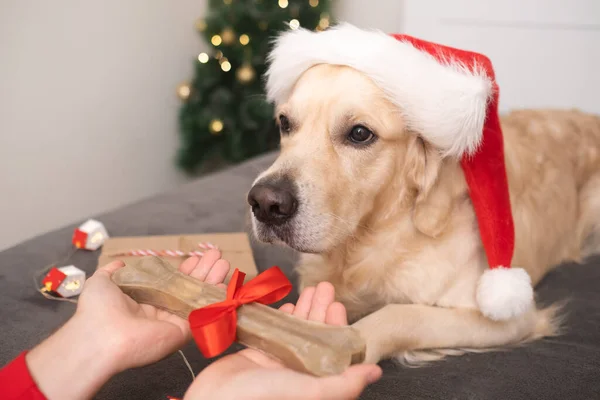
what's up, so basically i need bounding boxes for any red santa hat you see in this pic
[264,23,534,321]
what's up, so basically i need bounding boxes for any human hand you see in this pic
[26,251,230,399]
[183,282,382,400]
[75,250,230,371]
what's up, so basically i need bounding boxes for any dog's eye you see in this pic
[279,115,291,134]
[347,125,375,144]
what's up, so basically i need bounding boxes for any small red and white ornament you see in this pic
[41,265,86,298]
[72,219,109,251]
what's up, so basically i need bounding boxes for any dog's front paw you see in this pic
[352,318,387,364]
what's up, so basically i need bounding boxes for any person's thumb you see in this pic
[96,260,126,277]
[317,364,382,400]
[83,260,125,291]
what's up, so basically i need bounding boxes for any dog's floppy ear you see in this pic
[404,135,454,238]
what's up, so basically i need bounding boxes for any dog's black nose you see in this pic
[247,178,298,225]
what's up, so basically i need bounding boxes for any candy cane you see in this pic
[110,242,218,258]
[198,242,218,250]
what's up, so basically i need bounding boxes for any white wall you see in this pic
[0,1,206,250]
[333,0,403,33]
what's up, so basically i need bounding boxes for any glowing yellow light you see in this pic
[221,60,231,72]
[236,64,255,83]
[177,84,191,99]
[289,19,300,30]
[309,0,319,6]
[318,15,330,30]
[221,28,235,45]
[239,34,250,45]
[278,0,288,8]
[211,35,222,46]
[195,19,207,32]
[197,52,209,63]
[210,119,224,133]
[215,50,223,59]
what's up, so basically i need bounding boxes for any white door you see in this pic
[401,0,600,114]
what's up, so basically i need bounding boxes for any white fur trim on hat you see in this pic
[265,22,493,157]
[476,267,534,321]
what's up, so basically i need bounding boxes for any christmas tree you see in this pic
[176,0,332,175]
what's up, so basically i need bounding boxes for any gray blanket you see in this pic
[2,152,599,399]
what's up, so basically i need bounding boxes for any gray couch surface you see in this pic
[2,151,600,399]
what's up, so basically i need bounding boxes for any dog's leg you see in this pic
[352,303,561,364]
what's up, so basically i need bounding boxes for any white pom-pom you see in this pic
[476,267,534,321]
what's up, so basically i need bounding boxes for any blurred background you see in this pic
[0,0,598,251]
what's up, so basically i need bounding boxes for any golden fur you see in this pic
[249,64,600,365]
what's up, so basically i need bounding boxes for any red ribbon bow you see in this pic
[188,266,292,358]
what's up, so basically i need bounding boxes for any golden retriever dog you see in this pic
[246,24,600,365]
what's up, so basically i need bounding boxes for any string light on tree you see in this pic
[211,35,222,46]
[197,52,209,63]
[278,0,288,8]
[220,58,232,72]
[236,63,256,84]
[209,119,224,135]
[309,0,319,7]
[223,0,232,4]
[221,28,236,45]
[195,18,207,32]
[318,13,330,30]
[239,34,250,46]
[215,50,224,60]
[177,83,191,100]
[289,19,300,30]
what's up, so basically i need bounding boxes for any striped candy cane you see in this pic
[198,242,218,250]
[111,242,218,258]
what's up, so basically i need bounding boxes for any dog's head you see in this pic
[248,64,451,253]
[247,24,491,254]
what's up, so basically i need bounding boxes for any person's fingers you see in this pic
[325,301,348,326]
[216,283,226,289]
[316,364,382,400]
[308,282,335,322]
[204,259,230,285]
[96,260,125,277]
[292,286,316,319]
[178,256,201,275]
[189,249,222,281]
[279,303,295,314]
